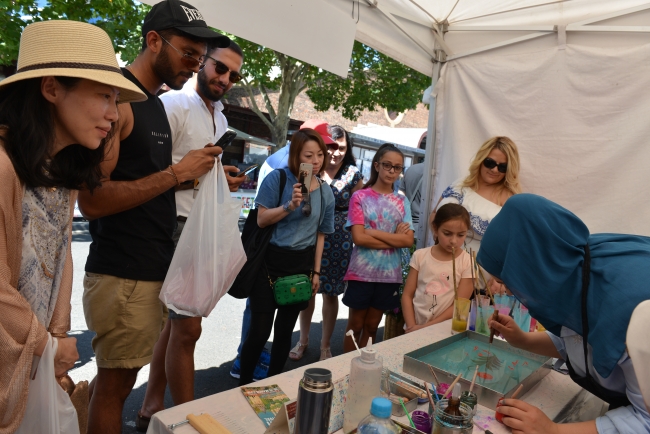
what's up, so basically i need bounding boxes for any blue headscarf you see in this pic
[477,194,650,378]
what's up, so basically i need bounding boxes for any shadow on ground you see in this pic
[121,319,384,433]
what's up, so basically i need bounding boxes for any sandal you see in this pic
[289,341,308,361]
[319,347,332,361]
[135,411,151,433]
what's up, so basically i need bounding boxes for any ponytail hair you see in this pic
[363,143,404,189]
[431,203,471,244]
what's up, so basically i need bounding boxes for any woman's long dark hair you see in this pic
[363,143,404,189]
[329,125,356,167]
[0,77,110,192]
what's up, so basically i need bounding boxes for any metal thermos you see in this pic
[295,368,334,434]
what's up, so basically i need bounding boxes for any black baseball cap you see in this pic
[142,0,230,47]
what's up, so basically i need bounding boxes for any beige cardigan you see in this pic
[0,145,76,433]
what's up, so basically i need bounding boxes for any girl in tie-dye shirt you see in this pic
[342,144,414,352]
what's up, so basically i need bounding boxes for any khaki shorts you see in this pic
[83,272,168,369]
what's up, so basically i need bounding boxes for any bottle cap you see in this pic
[303,368,332,384]
[360,346,377,362]
[370,397,392,418]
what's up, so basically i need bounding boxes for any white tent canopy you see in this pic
[142,0,650,242]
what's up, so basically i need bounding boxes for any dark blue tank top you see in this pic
[85,69,175,280]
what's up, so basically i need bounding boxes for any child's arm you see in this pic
[350,225,393,249]
[365,223,414,248]
[418,278,475,328]
[401,268,419,332]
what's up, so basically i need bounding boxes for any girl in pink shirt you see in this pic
[401,204,474,333]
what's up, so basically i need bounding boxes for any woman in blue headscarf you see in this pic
[477,194,650,434]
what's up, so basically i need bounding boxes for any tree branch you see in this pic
[241,79,275,132]
[259,82,277,119]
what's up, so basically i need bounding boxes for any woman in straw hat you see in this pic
[0,20,145,432]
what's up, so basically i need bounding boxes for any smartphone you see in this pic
[214,130,237,149]
[298,163,313,194]
[230,164,259,177]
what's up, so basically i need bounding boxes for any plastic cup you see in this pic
[475,296,491,336]
[451,298,471,334]
[513,304,531,332]
[412,410,432,433]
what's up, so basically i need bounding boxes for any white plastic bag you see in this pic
[160,161,247,317]
[16,334,80,434]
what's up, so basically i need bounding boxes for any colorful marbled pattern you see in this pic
[344,188,413,283]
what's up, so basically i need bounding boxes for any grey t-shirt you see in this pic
[402,163,425,225]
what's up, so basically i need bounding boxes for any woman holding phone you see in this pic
[0,20,146,430]
[238,128,335,385]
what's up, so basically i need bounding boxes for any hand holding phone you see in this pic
[229,164,259,177]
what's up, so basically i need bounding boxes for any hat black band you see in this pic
[17,62,122,75]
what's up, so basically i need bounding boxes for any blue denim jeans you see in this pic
[236,298,252,358]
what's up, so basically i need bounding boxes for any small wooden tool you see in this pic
[489,310,500,344]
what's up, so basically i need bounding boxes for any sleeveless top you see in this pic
[85,69,176,281]
[19,186,70,328]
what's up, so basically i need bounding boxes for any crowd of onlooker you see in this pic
[5,0,650,433]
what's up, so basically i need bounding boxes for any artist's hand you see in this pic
[395,222,410,234]
[311,273,320,295]
[488,277,506,295]
[499,399,560,434]
[489,313,526,348]
[222,165,246,192]
[291,183,303,209]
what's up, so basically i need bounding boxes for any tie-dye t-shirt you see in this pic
[344,188,414,283]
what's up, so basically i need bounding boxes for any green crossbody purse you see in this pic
[270,273,313,306]
[267,179,324,306]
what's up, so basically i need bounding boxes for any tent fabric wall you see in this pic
[430,40,650,237]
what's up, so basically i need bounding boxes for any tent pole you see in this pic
[417,60,442,248]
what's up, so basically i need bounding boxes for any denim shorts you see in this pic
[342,280,401,311]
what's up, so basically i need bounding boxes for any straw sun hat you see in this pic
[0,20,147,103]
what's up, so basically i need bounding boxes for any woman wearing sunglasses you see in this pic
[238,128,335,385]
[435,136,521,259]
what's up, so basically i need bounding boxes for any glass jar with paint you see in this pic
[451,298,471,334]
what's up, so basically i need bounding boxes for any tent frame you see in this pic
[413,1,650,245]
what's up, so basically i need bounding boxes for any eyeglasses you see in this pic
[159,34,205,71]
[206,56,243,83]
[483,157,508,174]
[379,161,404,173]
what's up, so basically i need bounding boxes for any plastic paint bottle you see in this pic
[343,339,383,433]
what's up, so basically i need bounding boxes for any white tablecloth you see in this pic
[147,320,606,434]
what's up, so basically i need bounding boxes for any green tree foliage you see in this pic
[0,0,149,67]
[2,2,429,147]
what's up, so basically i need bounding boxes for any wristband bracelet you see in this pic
[163,165,180,186]
[312,270,321,275]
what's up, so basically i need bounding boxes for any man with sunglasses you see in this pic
[135,38,246,429]
[78,1,230,432]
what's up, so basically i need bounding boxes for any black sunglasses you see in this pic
[159,35,205,71]
[206,56,243,83]
[483,157,507,174]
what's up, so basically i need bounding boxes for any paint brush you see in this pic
[471,250,480,300]
[427,364,441,388]
[441,372,462,400]
[489,310,500,344]
[477,265,496,305]
[425,382,437,408]
[452,246,458,299]
[399,398,415,428]
[469,365,479,393]
[510,384,525,400]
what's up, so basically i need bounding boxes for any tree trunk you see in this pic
[241,52,308,149]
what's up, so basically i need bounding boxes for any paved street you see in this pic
[67,222,384,433]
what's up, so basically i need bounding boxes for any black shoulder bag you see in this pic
[228,169,287,299]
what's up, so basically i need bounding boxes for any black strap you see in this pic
[580,244,591,377]
[277,169,287,207]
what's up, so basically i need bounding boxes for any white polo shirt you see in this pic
[161,76,228,217]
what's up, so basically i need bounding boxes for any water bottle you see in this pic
[343,339,383,433]
[357,397,400,434]
[295,368,333,434]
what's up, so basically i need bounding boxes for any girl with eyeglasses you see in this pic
[238,128,335,385]
[342,144,414,353]
[434,136,521,290]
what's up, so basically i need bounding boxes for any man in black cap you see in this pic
[78,1,230,432]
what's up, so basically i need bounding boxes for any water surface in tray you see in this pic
[417,336,545,394]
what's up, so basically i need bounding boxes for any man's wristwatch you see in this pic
[283,200,295,213]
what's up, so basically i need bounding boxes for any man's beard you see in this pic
[197,69,225,102]
[154,46,192,91]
